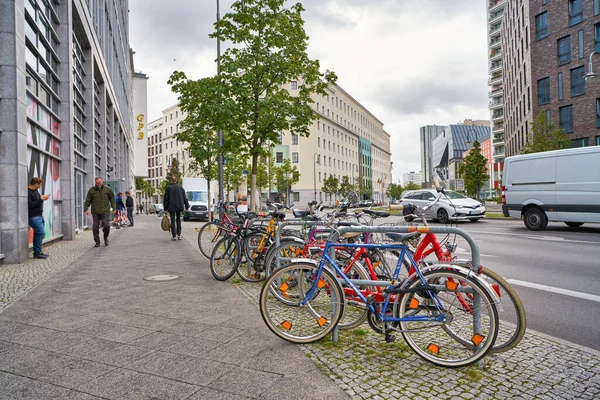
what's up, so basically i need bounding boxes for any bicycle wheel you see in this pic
[260,262,345,344]
[236,235,265,283]
[263,240,306,278]
[198,222,225,259]
[395,269,499,368]
[336,254,372,330]
[209,236,241,281]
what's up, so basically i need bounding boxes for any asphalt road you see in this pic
[398,216,600,351]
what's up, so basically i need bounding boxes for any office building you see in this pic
[0,0,142,264]
[420,125,447,187]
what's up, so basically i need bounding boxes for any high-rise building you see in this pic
[529,0,600,148]
[402,171,422,187]
[420,125,447,187]
[0,0,141,264]
[487,0,507,195]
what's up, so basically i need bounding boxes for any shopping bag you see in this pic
[161,214,171,231]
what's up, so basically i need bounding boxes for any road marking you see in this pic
[468,230,598,244]
[506,279,600,303]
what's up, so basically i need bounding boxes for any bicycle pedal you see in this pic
[385,334,396,343]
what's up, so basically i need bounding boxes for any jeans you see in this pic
[92,213,110,244]
[169,211,182,237]
[28,216,45,254]
[127,207,134,225]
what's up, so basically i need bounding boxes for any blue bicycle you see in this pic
[259,232,499,368]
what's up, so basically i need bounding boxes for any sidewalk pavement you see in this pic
[0,215,348,400]
[1,215,600,399]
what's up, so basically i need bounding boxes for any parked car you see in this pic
[357,199,374,208]
[399,189,485,223]
[149,203,164,215]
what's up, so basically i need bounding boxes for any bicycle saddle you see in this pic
[363,209,390,218]
[272,211,286,221]
[384,232,421,242]
[293,209,309,218]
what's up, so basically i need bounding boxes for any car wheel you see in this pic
[523,207,548,231]
[404,216,414,222]
[437,208,449,224]
[565,222,584,228]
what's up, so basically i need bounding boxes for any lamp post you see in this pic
[585,51,599,80]
[313,153,320,201]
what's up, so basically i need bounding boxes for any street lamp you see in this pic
[313,153,320,201]
[585,51,599,80]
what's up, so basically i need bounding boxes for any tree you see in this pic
[135,177,154,199]
[212,0,337,211]
[273,159,300,206]
[255,155,274,203]
[321,175,339,203]
[164,158,182,185]
[404,182,421,191]
[339,176,354,197]
[521,113,571,154]
[223,153,249,200]
[386,183,403,200]
[460,141,489,199]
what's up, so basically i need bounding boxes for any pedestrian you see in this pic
[28,177,50,259]
[139,203,144,215]
[125,191,134,227]
[84,177,117,247]
[163,176,189,241]
[115,192,125,229]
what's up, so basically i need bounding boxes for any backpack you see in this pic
[161,214,171,232]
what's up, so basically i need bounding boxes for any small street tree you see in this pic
[164,158,182,184]
[386,183,404,200]
[339,176,354,197]
[521,113,571,154]
[404,182,421,191]
[460,141,489,199]
[255,155,274,204]
[321,175,339,203]
[273,159,299,207]
[212,0,337,211]
[223,153,249,201]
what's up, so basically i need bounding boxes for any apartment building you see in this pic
[0,0,141,264]
[488,0,507,194]
[530,0,600,148]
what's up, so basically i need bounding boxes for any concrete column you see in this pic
[0,0,29,264]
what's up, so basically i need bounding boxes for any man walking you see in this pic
[163,176,189,241]
[125,191,134,227]
[28,177,50,259]
[84,177,116,247]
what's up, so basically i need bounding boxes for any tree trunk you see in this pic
[250,153,258,212]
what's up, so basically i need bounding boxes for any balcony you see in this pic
[490,37,502,49]
[489,10,504,24]
[489,0,506,12]
[489,99,504,109]
[490,62,502,74]
[489,23,502,36]
[492,123,504,133]
[490,49,502,62]
[488,73,502,85]
[492,110,504,120]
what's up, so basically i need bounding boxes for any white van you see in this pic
[502,146,600,230]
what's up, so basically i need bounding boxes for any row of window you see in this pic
[547,98,600,134]
[536,0,600,41]
[538,65,586,105]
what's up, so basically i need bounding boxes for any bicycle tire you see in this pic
[336,255,372,330]
[259,262,345,344]
[236,234,265,283]
[198,222,225,259]
[263,240,306,278]
[209,236,241,281]
[395,269,499,368]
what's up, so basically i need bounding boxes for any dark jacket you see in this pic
[163,183,189,212]
[28,188,44,217]
[84,185,117,214]
[115,195,125,210]
[125,195,134,208]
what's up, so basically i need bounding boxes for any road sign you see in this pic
[455,179,464,191]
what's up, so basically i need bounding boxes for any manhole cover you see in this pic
[144,275,181,282]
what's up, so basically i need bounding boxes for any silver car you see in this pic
[400,189,486,223]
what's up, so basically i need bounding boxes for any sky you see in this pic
[129,0,490,182]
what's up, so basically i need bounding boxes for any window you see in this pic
[291,80,297,90]
[292,134,298,145]
[596,136,600,145]
[596,24,600,51]
[557,36,571,65]
[538,77,550,105]
[571,66,585,96]
[546,110,551,122]
[558,72,564,100]
[597,98,600,127]
[571,137,589,147]
[536,12,548,40]
[559,105,573,133]
[578,30,584,59]
[569,0,583,26]
[596,0,600,15]
[276,152,283,163]
[292,152,298,163]
[293,192,300,202]
[318,137,321,147]
[176,111,178,118]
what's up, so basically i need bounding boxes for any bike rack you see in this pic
[327,224,482,344]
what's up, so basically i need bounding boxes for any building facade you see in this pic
[0,0,139,264]
[402,171,422,186]
[488,0,507,194]
[420,125,447,187]
[529,0,600,149]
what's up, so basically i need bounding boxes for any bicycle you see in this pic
[197,201,242,258]
[259,227,500,368]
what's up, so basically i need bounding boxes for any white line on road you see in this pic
[506,279,600,303]
[467,230,598,244]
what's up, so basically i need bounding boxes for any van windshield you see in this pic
[186,191,208,202]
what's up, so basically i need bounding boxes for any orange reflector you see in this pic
[280,282,289,292]
[409,298,419,309]
[317,317,328,327]
[317,279,326,289]
[408,226,417,232]
[417,226,430,233]
[427,343,439,354]
[446,280,458,291]
[471,334,485,346]
[492,283,501,297]
[281,320,292,331]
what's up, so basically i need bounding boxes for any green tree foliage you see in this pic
[255,155,274,201]
[404,182,421,191]
[321,175,339,203]
[273,159,300,206]
[339,176,354,197]
[386,183,403,199]
[459,141,489,199]
[521,113,571,154]
[223,154,249,199]
[135,177,154,199]
[212,0,337,211]
[164,158,182,185]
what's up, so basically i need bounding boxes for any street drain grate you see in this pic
[144,275,181,282]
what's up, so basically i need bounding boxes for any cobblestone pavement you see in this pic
[2,219,600,399]
[235,275,600,400]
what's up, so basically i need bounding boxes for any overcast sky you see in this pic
[129,0,490,182]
